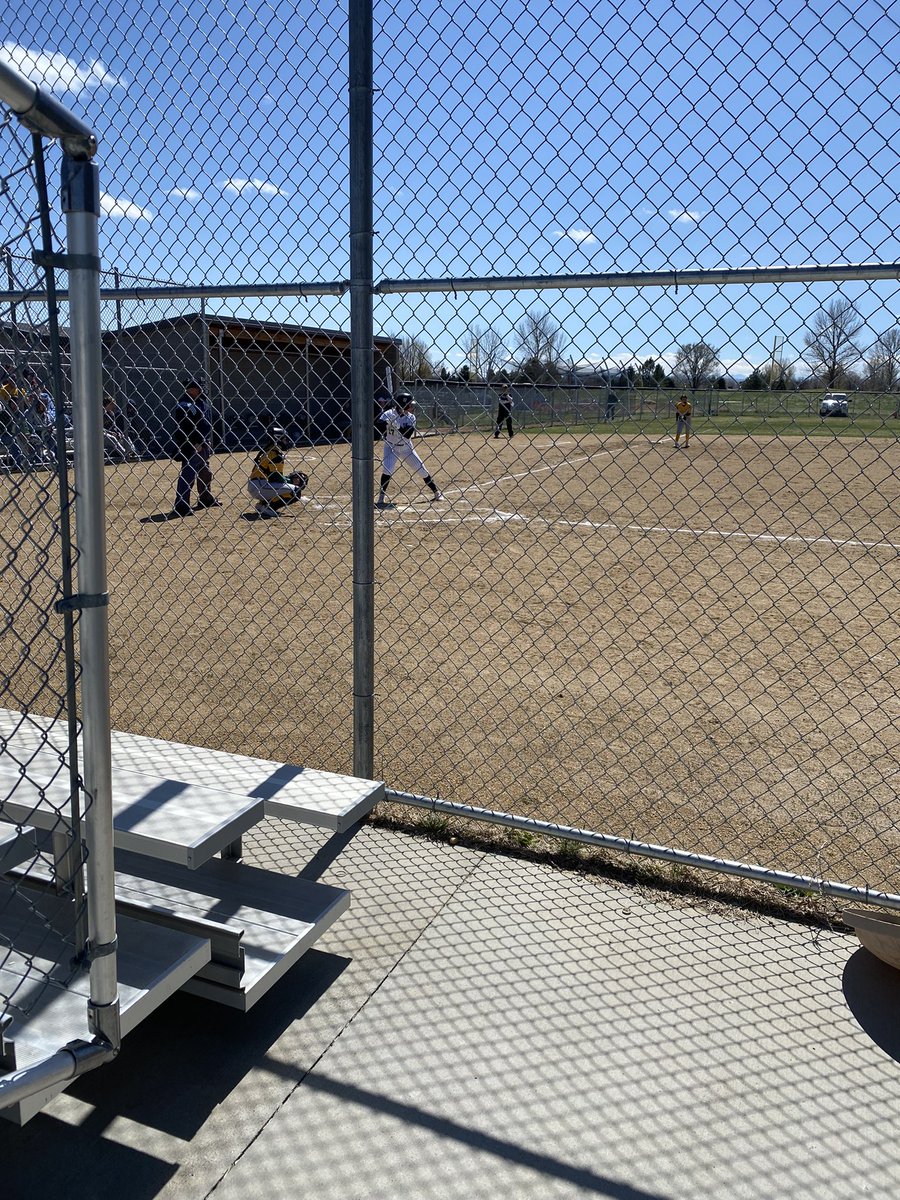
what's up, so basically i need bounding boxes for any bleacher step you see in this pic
[0,883,210,1124]
[1,709,384,833]
[0,825,36,874]
[114,850,350,1010]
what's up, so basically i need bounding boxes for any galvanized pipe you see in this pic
[2,258,898,310]
[349,0,375,780]
[0,60,96,159]
[376,261,900,294]
[0,1039,114,1114]
[385,789,900,912]
[62,155,120,1046]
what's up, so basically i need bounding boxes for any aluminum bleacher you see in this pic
[0,708,383,1123]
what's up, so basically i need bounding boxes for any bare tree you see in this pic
[803,298,864,387]
[398,335,435,381]
[513,308,565,383]
[461,323,507,381]
[863,327,900,391]
[673,341,720,390]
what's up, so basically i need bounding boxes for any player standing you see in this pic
[376,393,444,507]
[674,393,692,448]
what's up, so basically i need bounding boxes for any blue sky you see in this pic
[1,0,899,376]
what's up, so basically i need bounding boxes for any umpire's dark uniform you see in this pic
[172,383,219,515]
[494,389,514,439]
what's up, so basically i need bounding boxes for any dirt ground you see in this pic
[4,427,900,894]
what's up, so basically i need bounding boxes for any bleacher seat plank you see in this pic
[0,751,265,869]
[1,709,384,833]
[115,850,350,1010]
[0,884,210,1124]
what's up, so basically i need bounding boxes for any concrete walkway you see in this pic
[3,819,899,1199]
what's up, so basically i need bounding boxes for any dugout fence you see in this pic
[1,0,899,950]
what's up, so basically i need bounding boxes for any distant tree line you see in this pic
[396,298,900,392]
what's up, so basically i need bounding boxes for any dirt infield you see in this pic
[5,428,899,893]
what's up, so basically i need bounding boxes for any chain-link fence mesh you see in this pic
[0,107,90,1049]
[2,0,897,916]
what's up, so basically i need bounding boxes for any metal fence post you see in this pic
[349,0,375,780]
[61,152,120,1047]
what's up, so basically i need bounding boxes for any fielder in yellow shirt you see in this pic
[674,393,692,448]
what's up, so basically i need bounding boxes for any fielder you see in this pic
[674,393,692,448]
[248,426,308,517]
[376,393,444,507]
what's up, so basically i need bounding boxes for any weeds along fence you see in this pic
[1,0,899,920]
[0,61,119,1112]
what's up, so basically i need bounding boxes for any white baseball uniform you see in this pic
[381,406,430,478]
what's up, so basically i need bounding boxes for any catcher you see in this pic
[248,425,308,517]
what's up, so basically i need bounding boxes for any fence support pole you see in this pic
[62,153,120,1049]
[349,0,375,780]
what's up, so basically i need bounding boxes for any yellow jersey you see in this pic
[250,445,286,483]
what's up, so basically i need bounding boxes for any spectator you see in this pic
[604,390,619,422]
[32,384,57,463]
[0,374,25,471]
[102,395,137,462]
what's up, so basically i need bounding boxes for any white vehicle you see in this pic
[819,392,849,418]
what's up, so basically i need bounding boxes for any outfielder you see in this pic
[376,393,444,507]
[674,393,692,448]
[248,425,308,517]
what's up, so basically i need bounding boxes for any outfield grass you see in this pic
[533,415,900,439]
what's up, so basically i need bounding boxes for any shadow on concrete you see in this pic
[70,948,349,1138]
[298,822,366,882]
[0,1110,177,1198]
[0,948,349,1200]
[842,946,900,1062]
[265,1060,674,1200]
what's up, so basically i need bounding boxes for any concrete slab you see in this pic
[2,821,899,1200]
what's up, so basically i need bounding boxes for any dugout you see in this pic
[102,315,400,453]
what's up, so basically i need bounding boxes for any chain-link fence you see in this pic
[0,61,118,1114]
[2,0,897,930]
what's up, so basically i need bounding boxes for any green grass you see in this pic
[532,415,900,439]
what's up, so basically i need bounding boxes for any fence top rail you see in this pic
[0,59,96,159]
[3,259,900,307]
[375,261,900,295]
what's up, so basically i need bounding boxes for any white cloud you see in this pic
[168,187,202,201]
[222,177,286,198]
[100,193,152,221]
[667,209,703,224]
[556,228,597,244]
[1,42,124,97]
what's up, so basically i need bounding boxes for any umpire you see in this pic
[494,384,514,439]
[171,381,220,516]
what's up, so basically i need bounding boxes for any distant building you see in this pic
[102,315,400,449]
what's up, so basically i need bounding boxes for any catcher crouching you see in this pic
[248,425,308,517]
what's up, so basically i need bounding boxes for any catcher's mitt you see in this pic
[287,471,308,492]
